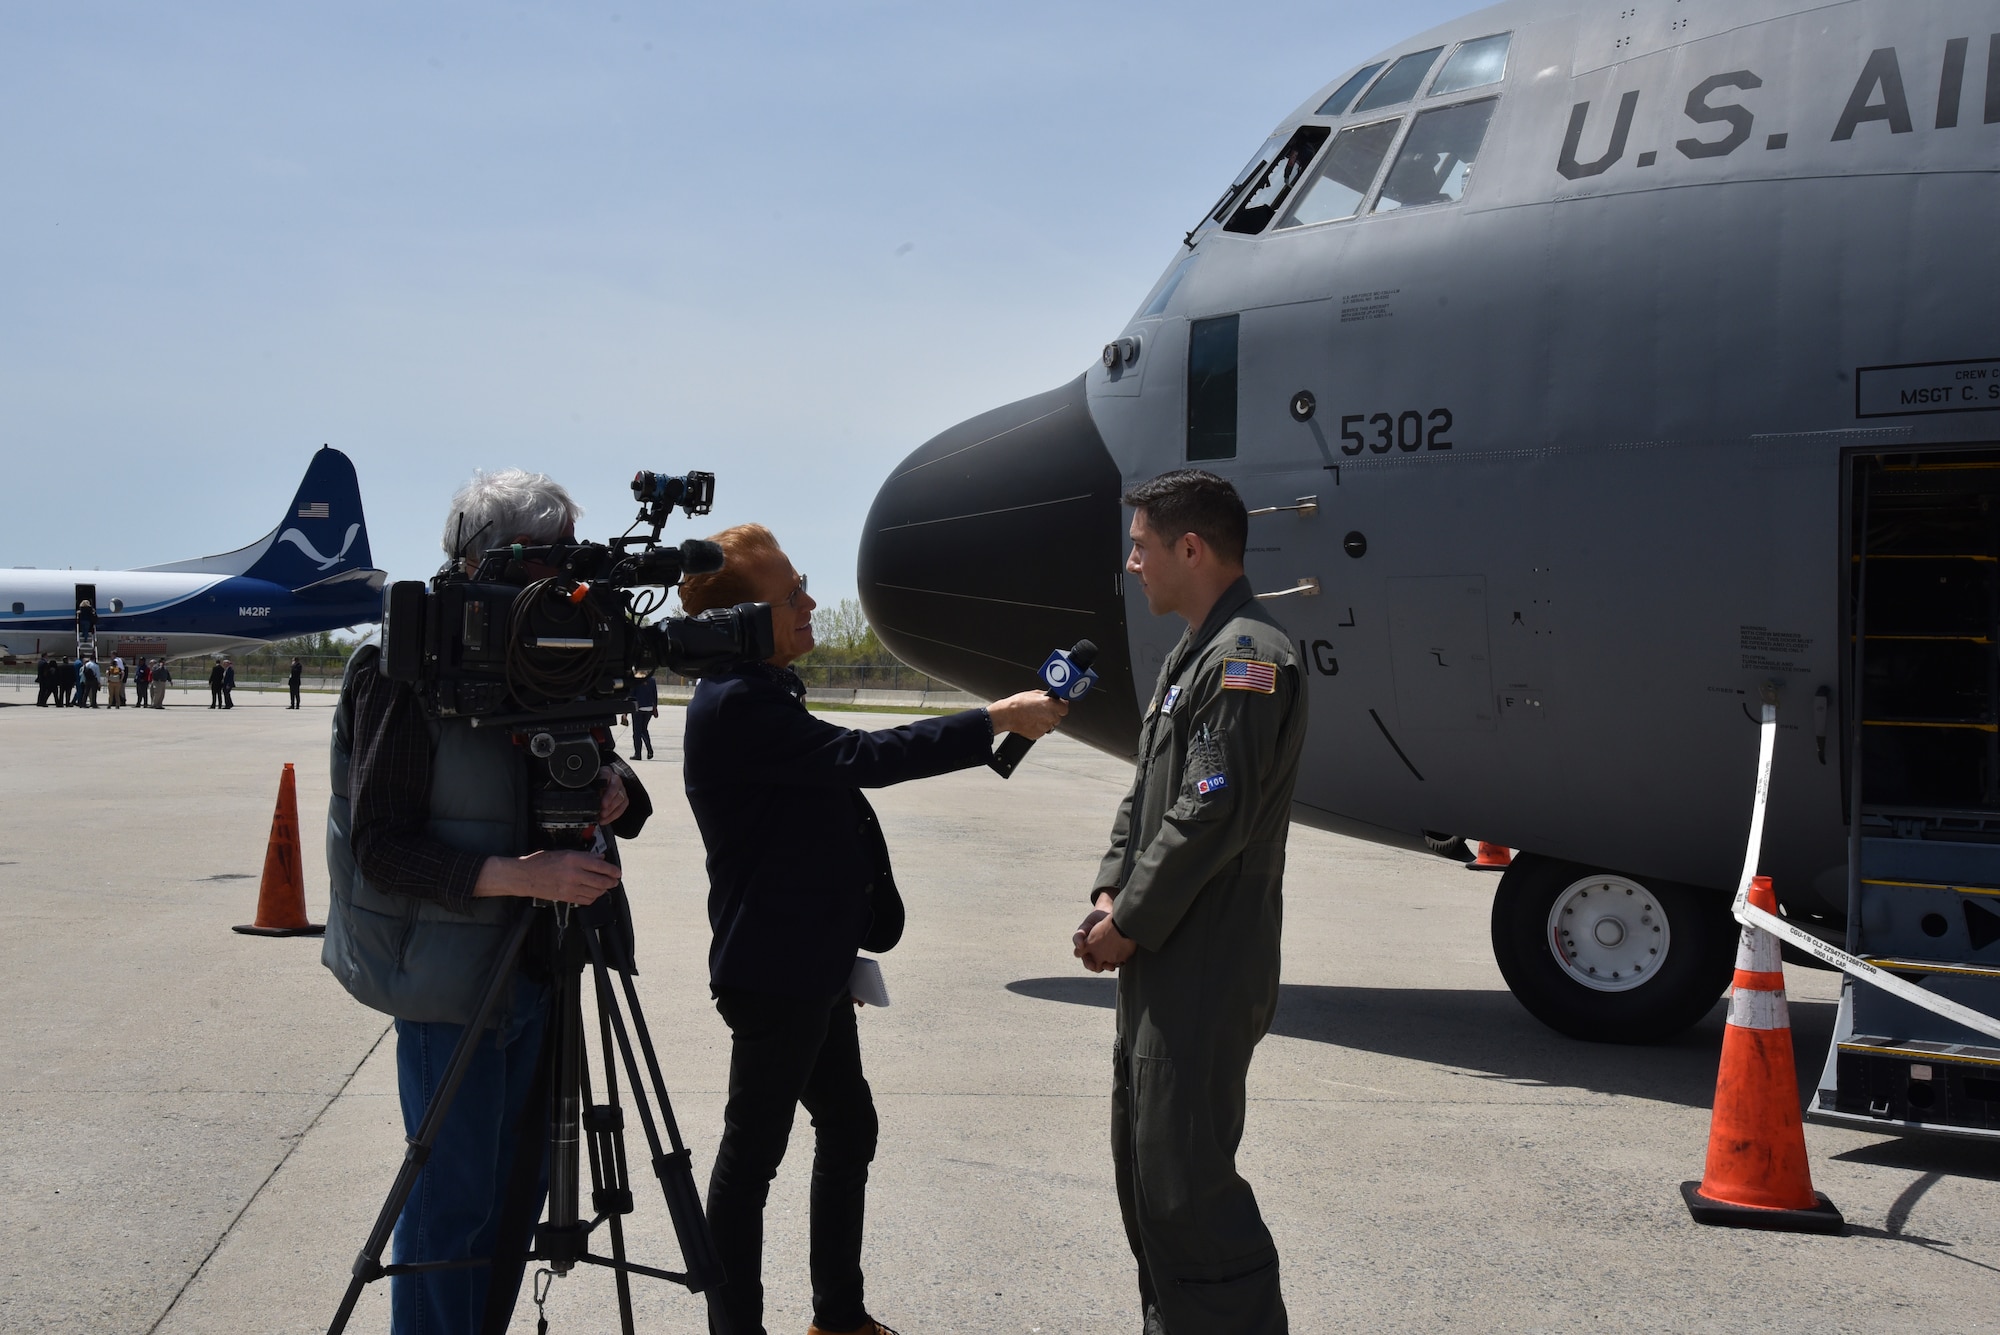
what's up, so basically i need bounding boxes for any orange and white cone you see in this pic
[233,762,325,938]
[1681,876,1840,1233]
[1466,841,1512,871]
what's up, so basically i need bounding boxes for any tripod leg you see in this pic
[581,930,725,1294]
[327,909,537,1335]
[539,966,586,1274]
[586,998,638,1335]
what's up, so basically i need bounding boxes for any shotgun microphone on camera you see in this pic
[989,640,1099,779]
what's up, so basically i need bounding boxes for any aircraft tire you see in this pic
[1489,854,1736,1044]
[1422,831,1473,862]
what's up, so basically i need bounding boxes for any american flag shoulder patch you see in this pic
[1221,657,1277,693]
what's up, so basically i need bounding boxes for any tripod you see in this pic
[327,892,721,1334]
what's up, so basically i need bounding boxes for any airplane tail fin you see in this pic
[143,446,378,589]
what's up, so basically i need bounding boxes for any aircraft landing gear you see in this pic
[1490,855,1736,1044]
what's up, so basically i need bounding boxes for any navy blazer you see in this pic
[684,663,994,999]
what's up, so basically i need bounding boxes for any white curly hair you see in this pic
[441,468,584,562]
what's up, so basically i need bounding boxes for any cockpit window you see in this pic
[1140,255,1197,317]
[1431,33,1511,95]
[1374,98,1497,212]
[1185,133,1284,244]
[1209,135,1282,220]
[1316,63,1385,116]
[1353,46,1444,111]
[1223,125,1331,234]
[1277,119,1400,228]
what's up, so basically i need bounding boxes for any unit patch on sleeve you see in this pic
[1160,684,1183,715]
[1196,772,1228,795]
[1221,658,1277,693]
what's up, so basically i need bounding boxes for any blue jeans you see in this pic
[392,977,551,1335]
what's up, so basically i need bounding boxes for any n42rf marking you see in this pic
[1340,409,1455,455]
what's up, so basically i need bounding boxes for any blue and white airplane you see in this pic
[0,446,386,663]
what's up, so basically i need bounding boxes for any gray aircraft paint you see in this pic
[1056,0,2000,918]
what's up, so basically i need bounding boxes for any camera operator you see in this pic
[679,524,1067,1335]
[323,468,654,1335]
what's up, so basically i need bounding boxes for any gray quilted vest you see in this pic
[321,647,532,1027]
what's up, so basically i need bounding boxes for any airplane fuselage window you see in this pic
[1430,33,1511,95]
[1186,314,1240,462]
[1279,118,1402,228]
[1375,98,1497,212]
[1316,62,1386,117]
[9,603,22,616]
[1224,125,1331,234]
[1352,46,1444,112]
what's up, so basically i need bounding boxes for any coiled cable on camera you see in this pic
[505,579,614,707]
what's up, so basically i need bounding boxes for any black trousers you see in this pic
[289,682,301,707]
[706,986,876,1335]
[631,711,654,757]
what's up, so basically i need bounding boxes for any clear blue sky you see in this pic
[2,1,1470,606]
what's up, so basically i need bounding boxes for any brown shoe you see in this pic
[806,1321,900,1335]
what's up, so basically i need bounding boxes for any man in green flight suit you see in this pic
[1075,469,1307,1335]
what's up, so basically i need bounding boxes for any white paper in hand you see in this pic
[849,956,890,1008]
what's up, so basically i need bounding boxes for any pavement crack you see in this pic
[143,1021,393,1335]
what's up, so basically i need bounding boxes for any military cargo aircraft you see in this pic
[859,0,2000,1138]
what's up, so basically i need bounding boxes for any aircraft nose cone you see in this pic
[859,373,1139,757]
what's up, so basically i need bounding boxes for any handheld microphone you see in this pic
[990,640,1099,778]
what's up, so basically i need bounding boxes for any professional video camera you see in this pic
[379,469,774,727]
[331,474,750,1331]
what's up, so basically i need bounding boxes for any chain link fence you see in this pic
[3,651,969,703]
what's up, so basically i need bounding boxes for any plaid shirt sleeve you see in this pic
[346,660,487,913]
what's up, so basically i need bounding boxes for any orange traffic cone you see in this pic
[1466,841,1512,871]
[233,762,325,938]
[1681,876,1840,1233]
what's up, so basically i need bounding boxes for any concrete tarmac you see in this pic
[3,696,1998,1334]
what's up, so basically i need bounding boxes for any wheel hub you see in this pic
[1546,875,1669,993]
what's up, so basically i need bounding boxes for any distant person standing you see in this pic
[34,655,54,707]
[134,657,151,710]
[106,657,126,709]
[208,660,225,709]
[288,656,304,709]
[57,657,74,707]
[629,669,658,759]
[81,658,101,708]
[221,658,236,709]
[151,659,170,708]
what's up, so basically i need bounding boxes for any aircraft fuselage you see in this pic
[863,0,2000,920]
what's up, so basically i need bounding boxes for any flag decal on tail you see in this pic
[297,502,330,519]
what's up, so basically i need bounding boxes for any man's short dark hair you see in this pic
[1122,469,1248,566]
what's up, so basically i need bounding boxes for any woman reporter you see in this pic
[679,524,1063,1335]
